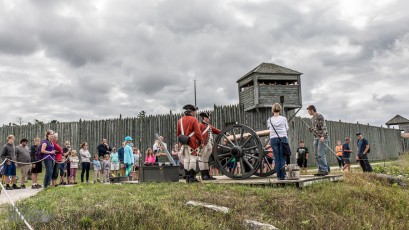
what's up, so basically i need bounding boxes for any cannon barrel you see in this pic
[227,130,270,141]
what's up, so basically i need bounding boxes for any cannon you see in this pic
[210,124,275,180]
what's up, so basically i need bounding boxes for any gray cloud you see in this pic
[1,0,409,127]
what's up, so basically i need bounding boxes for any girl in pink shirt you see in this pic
[145,148,156,164]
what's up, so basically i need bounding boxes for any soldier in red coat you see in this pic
[198,112,221,180]
[177,104,203,183]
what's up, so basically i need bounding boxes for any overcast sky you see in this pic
[1,0,408,127]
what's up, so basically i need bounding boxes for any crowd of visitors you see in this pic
[0,104,375,189]
[0,133,141,189]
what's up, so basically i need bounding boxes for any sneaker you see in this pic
[314,171,328,176]
[6,185,13,190]
[31,184,43,189]
[21,184,26,189]
[12,184,21,189]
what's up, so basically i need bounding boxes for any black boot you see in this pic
[207,170,217,180]
[188,169,200,183]
[201,170,211,180]
[12,184,21,189]
[185,169,191,183]
[182,169,188,179]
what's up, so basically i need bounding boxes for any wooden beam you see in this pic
[401,133,409,138]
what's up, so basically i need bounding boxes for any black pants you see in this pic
[52,162,59,180]
[358,154,373,172]
[66,162,71,177]
[336,157,344,168]
[81,162,90,182]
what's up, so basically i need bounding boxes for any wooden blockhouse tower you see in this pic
[237,62,303,124]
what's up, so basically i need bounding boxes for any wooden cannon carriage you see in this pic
[210,123,275,180]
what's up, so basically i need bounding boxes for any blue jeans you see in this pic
[313,138,329,173]
[271,137,288,180]
[59,162,67,177]
[43,159,54,188]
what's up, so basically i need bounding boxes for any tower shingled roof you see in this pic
[237,62,302,83]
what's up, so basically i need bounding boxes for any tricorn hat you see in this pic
[199,112,210,118]
[183,104,198,111]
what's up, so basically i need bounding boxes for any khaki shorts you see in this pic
[111,162,120,170]
[19,165,31,178]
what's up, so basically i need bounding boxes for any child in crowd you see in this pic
[102,154,111,183]
[145,148,156,165]
[110,148,119,176]
[335,140,344,170]
[93,154,101,183]
[133,148,140,171]
[69,150,79,184]
[296,141,309,174]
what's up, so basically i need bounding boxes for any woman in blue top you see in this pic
[124,136,134,177]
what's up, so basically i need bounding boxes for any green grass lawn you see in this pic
[1,156,409,229]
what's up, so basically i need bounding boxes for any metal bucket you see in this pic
[285,164,300,180]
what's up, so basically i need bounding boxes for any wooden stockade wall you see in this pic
[0,104,404,167]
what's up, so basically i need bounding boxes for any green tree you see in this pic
[34,119,44,125]
[137,111,146,118]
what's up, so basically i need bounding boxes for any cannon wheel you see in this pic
[253,147,276,177]
[213,124,263,179]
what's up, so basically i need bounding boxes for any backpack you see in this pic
[35,140,48,160]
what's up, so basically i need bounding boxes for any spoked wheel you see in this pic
[253,147,276,177]
[213,124,263,179]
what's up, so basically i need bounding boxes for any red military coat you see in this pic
[177,115,203,155]
[199,122,221,143]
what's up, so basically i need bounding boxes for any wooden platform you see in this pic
[181,174,343,188]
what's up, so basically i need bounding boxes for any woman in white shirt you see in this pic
[79,142,91,183]
[267,103,289,180]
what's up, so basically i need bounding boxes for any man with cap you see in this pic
[124,136,134,177]
[198,112,221,180]
[356,132,373,172]
[177,104,204,183]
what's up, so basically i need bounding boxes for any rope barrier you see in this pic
[0,182,35,230]
[0,155,66,167]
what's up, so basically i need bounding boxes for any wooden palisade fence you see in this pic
[0,104,404,167]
